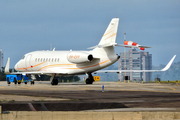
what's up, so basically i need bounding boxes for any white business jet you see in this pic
[5,18,176,85]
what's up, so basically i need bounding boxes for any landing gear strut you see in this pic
[86,73,94,84]
[50,74,58,85]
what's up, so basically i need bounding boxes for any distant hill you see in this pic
[152,61,180,81]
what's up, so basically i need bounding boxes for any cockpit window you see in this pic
[21,56,25,59]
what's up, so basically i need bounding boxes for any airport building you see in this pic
[118,49,152,82]
[0,49,3,70]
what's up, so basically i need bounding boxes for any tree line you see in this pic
[0,69,6,81]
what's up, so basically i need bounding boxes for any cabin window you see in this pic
[57,58,59,62]
[35,58,37,62]
[49,58,51,62]
[41,58,43,62]
[46,58,48,62]
[52,58,54,62]
[55,58,57,62]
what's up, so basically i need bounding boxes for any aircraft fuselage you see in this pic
[14,47,119,75]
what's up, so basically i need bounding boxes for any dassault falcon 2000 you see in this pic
[5,18,176,85]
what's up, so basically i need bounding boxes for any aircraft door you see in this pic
[25,54,32,71]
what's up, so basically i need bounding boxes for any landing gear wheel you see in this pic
[25,82,27,84]
[7,78,10,84]
[18,82,21,84]
[31,81,35,85]
[86,78,93,84]
[85,73,94,84]
[14,78,17,84]
[51,79,58,85]
[55,79,58,85]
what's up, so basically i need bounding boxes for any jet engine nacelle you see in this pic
[67,52,93,64]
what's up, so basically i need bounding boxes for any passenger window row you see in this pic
[35,58,60,62]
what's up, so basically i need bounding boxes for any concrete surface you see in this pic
[1,81,180,93]
[1,81,180,110]
[1,81,180,119]
[1,109,180,120]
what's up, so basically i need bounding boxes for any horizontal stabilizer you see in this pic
[115,44,151,48]
[88,43,117,49]
[138,46,151,48]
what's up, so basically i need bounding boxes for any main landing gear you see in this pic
[50,74,58,85]
[86,73,94,84]
[50,73,94,85]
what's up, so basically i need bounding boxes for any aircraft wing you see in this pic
[94,55,176,74]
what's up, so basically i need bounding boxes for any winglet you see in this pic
[161,55,176,71]
[5,58,10,74]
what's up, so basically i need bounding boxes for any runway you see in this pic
[0,81,180,111]
[0,81,180,92]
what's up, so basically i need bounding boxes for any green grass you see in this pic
[149,80,180,84]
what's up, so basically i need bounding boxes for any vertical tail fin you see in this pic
[98,18,119,46]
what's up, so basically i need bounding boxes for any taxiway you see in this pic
[0,81,180,111]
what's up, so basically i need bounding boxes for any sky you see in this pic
[0,0,180,68]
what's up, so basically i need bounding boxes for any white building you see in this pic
[118,49,152,82]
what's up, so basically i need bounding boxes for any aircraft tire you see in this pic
[51,79,58,85]
[31,81,34,85]
[7,78,10,84]
[86,78,93,84]
[14,78,17,84]
[18,82,21,84]
[51,81,54,85]
[51,80,55,85]
[54,79,58,85]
